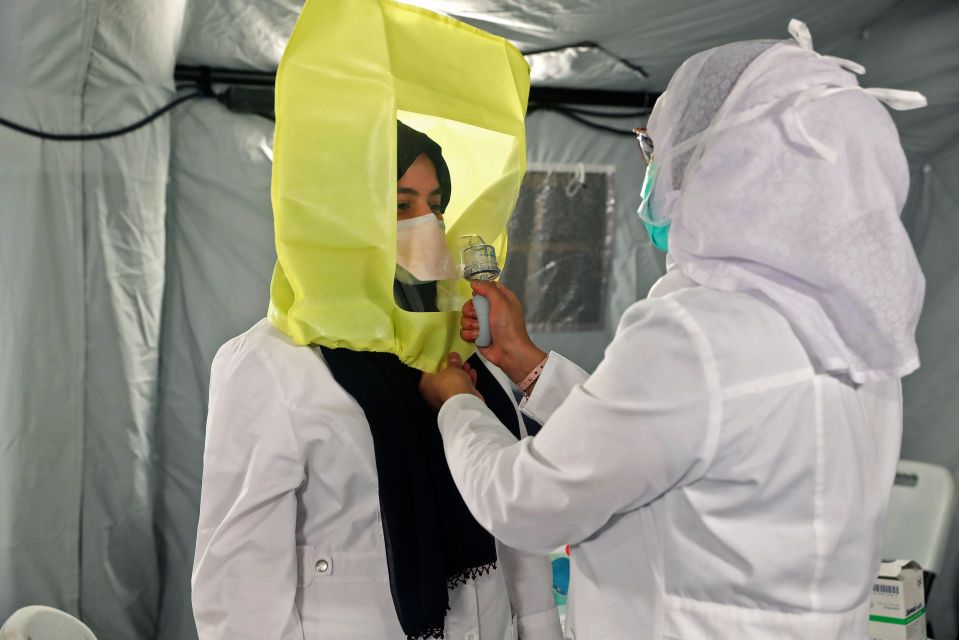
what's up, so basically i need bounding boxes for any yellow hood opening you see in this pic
[269,0,530,372]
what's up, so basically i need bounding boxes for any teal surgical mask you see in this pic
[637,160,670,252]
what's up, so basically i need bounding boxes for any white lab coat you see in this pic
[192,319,563,640]
[437,280,902,640]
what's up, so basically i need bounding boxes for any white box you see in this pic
[869,560,926,640]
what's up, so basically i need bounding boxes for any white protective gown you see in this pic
[437,279,903,640]
[192,319,563,640]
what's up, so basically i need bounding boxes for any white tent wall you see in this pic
[0,1,186,638]
[154,101,277,640]
[78,3,188,638]
[0,1,90,624]
[176,0,302,69]
[406,0,903,88]
[522,110,662,371]
[153,3,299,639]
[2,1,958,639]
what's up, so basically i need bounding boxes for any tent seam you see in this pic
[75,0,100,624]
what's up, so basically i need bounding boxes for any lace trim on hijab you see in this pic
[407,563,500,640]
[446,561,498,591]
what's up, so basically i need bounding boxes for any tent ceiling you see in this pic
[403,0,902,89]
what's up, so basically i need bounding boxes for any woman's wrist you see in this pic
[503,342,548,386]
[517,355,549,397]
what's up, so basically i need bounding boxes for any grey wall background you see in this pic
[1,1,957,638]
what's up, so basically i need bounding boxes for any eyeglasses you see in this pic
[634,127,654,167]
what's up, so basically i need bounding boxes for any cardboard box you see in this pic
[869,560,926,640]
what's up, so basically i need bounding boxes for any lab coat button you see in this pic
[464,630,478,640]
[315,558,330,574]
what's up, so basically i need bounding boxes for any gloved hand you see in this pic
[461,281,547,385]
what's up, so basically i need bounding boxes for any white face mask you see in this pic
[396,216,459,282]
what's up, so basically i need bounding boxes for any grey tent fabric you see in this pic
[0,3,90,621]
[154,101,277,640]
[405,0,902,89]
[0,0,184,637]
[521,109,661,371]
[177,0,302,69]
[2,1,959,638]
[76,3,185,636]
[152,2,297,636]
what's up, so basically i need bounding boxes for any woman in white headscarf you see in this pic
[420,20,927,640]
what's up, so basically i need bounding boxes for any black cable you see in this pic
[529,104,645,136]
[175,65,276,88]
[521,41,649,79]
[543,104,652,119]
[528,86,659,109]
[558,110,637,136]
[0,90,202,141]
[2,61,653,141]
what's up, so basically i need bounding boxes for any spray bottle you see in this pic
[461,235,501,348]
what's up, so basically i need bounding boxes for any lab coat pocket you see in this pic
[296,548,396,636]
[298,547,389,584]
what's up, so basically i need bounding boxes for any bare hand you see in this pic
[461,281,547,384]
[420,352,484,411]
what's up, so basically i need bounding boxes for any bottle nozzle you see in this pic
[460,235,500,282]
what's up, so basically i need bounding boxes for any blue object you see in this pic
[552,556,570,603]
[637,160,670,252]
[645,221,671,253]
[473,293,492,347]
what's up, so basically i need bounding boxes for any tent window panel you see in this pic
[502,164,615,331]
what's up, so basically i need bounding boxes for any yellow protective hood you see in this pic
[268,0,530,373]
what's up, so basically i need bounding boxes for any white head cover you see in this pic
[646,19,927,384]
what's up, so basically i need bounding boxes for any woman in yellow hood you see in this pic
[191,122,562,640]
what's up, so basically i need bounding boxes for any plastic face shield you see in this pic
[268,0,529,372]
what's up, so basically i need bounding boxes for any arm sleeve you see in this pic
[480,357,564,640]
[519,353,589,425]
[191,343,306,640]
[438,299,721,554]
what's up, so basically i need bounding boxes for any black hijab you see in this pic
[320,348,521,639]
[397,121,452,212]
[319,123,520,640]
